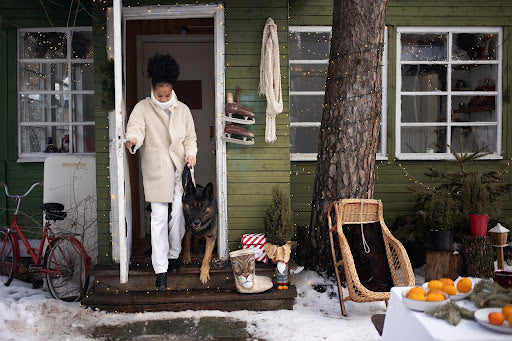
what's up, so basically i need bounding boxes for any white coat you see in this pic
[125,97,197,203]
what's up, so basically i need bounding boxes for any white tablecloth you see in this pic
[382,287,511,341]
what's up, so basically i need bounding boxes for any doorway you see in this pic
[124,18,218,262]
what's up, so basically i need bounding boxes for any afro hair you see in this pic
[147,53,180,87]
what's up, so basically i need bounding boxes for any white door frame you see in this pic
[110,3,227,283]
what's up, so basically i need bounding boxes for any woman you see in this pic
[125,53,197,290]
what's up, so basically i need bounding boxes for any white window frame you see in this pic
[395,26,502,160]
[289,26,388,161]
[17,27,95,162]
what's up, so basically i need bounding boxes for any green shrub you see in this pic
[461,173,490,214]
[264,185,294,245]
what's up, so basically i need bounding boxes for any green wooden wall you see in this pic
[0,0,92,235]
[290,0,512,228]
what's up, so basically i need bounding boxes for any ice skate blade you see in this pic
[222,113,255,125]
[223,133,255,145]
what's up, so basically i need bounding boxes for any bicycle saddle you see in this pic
[41,203,67,221]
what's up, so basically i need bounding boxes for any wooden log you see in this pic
[460,236,494,278]
[425,251,462,281]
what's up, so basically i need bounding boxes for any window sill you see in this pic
[17,153,95,163]
[395,153,503,161]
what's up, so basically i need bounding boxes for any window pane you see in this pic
[19,63,69,92]
[451,64,497,91]
[72,94,95,122]
[290,64,327,91]
[20,94,69,123]
[451,126,496,153]
[401,33,447,61]
[290,95,323,122]
[19,31,67,59]
[452,95,496,122]
[72,31,93,59]
[71,63,94,90]
[401,95,447,123]
[401,65,447,91]
[452,33,498,61]
[289,31,330,60]
[401,126,446,153]
[290,126,319,153]
[20,125,69,153]
[72,125,95,153]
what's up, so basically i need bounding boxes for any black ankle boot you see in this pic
[155,273,167,290]
[168,259,180,273]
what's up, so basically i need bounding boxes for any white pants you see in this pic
[150,169,185,274]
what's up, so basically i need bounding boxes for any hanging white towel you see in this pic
[259,17,283,143]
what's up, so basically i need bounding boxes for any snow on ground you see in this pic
[0,269,388,341]
[1,261,509,341]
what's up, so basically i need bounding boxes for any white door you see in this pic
[110,0,132,283]
[137,36,216,186]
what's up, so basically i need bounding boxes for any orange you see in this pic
[427,288,444,296]
[502,305,512,320]
[408,291,426,301]
[428,280,444,290]
[488,312,505,326]
[508,313,512,327]
[441,284,457,296]
[457,278,472,293]
[439,278,454,286]
[408,287,426,297]
[426,292,445,301]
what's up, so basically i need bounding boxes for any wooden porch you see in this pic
[81,257,297,312]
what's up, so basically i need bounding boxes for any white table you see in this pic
[382,287,511,341]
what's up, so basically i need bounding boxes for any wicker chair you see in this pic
[328,199,415,316]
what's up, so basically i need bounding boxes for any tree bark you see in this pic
[303,0,387,273]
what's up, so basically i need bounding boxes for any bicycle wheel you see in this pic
[45,237,88,301]
[0,228,16,286]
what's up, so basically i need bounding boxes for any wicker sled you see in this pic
[328,199,415,316]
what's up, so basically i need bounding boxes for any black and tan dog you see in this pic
[181,166,217,284]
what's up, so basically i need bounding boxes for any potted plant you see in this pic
[415,188,460,251]
[461,173,490,236]
[264,185,295,289]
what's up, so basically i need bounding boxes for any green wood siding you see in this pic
[290,0,512,228]
[224,0,291,252]
[0,1,91,234]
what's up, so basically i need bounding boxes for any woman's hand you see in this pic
[125,137,137,150]
[186,156,196,168]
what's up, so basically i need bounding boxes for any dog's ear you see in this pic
[203,182,214,199]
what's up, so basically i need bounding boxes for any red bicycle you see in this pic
[0,182,91,301]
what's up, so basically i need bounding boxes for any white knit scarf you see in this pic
[259,17,283,143]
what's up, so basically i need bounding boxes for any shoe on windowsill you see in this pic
[155,273,167,290]
[168,258,180,273]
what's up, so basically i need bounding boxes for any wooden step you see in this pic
[90,262,276,292]
[82,261,296,312]
[82,286,297,313]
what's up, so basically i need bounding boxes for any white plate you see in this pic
[474,308,512,334]
[421,278,474,300]
[402,289,450,312]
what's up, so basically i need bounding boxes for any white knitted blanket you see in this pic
[259,17,283,143]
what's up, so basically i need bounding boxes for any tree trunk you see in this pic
[303,0,387,273]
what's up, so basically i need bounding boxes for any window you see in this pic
[396,27,502,159]
[288,26,387,161]
[18,27,94,161]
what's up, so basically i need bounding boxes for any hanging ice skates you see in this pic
[222,88,255,145]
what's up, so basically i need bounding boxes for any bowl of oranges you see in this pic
[402,285,450,312]
[474,306,512,334]
[421,277,474,300]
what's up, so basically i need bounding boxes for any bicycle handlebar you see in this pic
[0,182,43,199]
